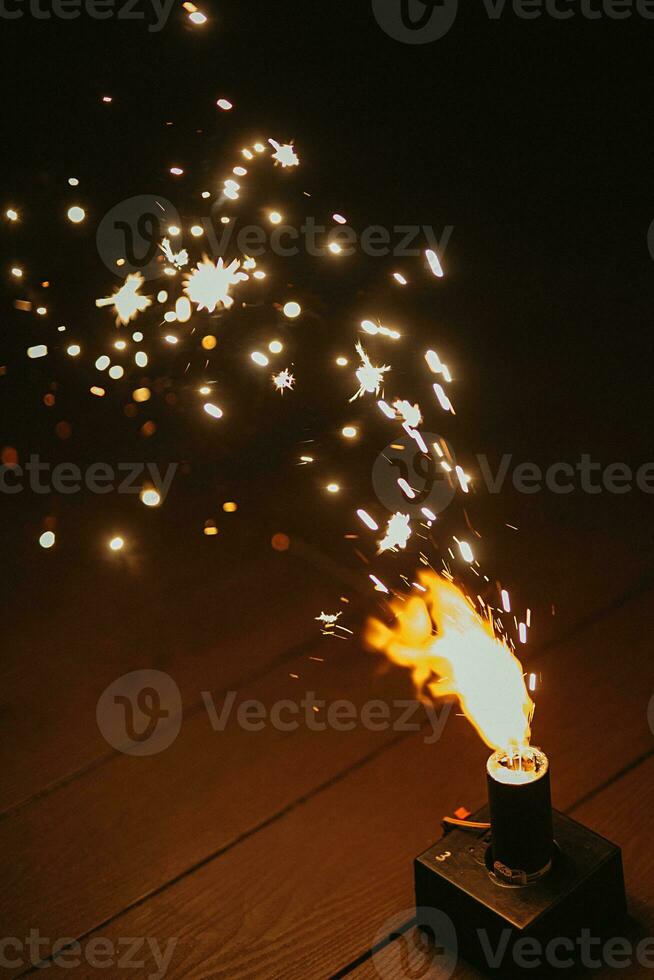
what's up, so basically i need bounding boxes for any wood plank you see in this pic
[0,543,332,815]
[38,585,654,979]
[1,633,419,975]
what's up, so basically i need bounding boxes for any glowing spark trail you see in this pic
[425,249,444,278]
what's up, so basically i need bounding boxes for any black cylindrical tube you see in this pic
[486,747,553,885]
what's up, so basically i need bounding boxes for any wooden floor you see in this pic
[3,503,654,979]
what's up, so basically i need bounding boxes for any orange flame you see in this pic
[365,571,534,752]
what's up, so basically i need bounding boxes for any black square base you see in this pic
[414,807,627,978]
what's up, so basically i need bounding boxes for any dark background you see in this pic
[1,0,653,611]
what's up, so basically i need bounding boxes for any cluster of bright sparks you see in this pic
[4,95,536,745]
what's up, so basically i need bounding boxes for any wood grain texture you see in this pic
[34,586,654,979]
[1,632,419,975]
[0,545,332,815]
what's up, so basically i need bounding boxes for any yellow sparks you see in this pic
[360,319,401,341]
[140,488,161,508]
[160,238,188,268]
[433,383,455,414]
[357,509,379,531]
[350,341,390,402]
[378,513,412,554]
[269,139,300,168]
[283,301,301,319]
[184,257,241,312]
[393,399,422,430]
[426,248,444,278]
[272,368,295,392]
[369,574,390,594]
[458,540,474,563]
[96,273,152,326]
[316,611,342,625]
[27,345,47,359]
[366,572,533,752]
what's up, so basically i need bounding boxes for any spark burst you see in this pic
[96,273,152,326]
[272,368,295,393]
[378,513,412,554]
[184,257,242,312]
[350,342,390,402]
[269,139,300,168]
